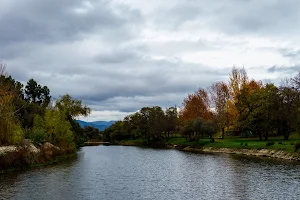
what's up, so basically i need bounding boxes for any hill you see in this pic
[76,120,116,131]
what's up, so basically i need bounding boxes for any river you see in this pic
[0,146,299,200]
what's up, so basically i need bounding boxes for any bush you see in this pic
[294,142,300,152]
[10,124,25,145]
[266,142,275,147]
[278,141,282,144]
[29,128,45,145]
[244,143,248,146]
[290,142,294,145]
[188,138,198,142]
[240,143,243,146]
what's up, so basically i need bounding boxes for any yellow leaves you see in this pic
[0,71,24,145]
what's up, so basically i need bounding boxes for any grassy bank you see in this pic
[118,134,300,153]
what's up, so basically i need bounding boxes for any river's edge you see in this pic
[0,153,77,174]
[181,146,300,161]
[117,141,300,161]
[0,140,76,173]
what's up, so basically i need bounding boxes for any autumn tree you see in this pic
[0,64,24,145]
[210,81,230,138]
[180,88,212,122]
[227,67,249,129]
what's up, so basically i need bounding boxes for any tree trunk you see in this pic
[221,127,225,139]
[264,130,268,141]
[284,133,290,140]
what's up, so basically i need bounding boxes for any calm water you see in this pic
[0,146,299,200]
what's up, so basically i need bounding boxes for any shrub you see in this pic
[294,142,300,152]
[266,142,275,147]
[244,143,248,146]
[290,142,294,145]
[240,143,243,146]
[29,128,45,145]
[278,141,282,144]
[188,138,198,142]
[10,124,25,145]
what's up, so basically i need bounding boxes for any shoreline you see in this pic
[118,141,300,162]
[181,146,300,161]
[0,140,76,173]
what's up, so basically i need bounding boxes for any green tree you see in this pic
[277,86,298,140]
[25,78,51,106]
[55,94,91,147]
[44,109,75,152]
[55,94,90,118]
[164,107,178,139]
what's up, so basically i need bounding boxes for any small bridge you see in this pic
[84,141,111,146]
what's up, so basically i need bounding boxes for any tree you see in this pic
[277,86,298,140]
[210,81,230,138]
[140,106,165,141]
[180,88,212,122]
[164,107,178,139]
[227,67,249,128]
[25,79,51,106]
[83,126,101,140]
[192,118,203,140]
[0,64,24,145]
[55,94,91,146]
[44,109,75,152]
[235,80,263,139]
[55,94,91,118]
[103,121,127,141]
[123,112,142,139]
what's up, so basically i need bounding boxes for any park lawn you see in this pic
[206,137,299,152]
[118,133,300,153]
[166,134,300,152]
[167,137,211,147]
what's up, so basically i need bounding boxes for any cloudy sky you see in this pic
[1,0,300,121]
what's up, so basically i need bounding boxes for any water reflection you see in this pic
[0,146,299,200]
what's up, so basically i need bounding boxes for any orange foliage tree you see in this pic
[180,88,212,122]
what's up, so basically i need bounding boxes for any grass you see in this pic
[117,132,300,153]
[206,137,299,152]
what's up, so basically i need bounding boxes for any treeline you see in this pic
[104,67,300,142]
[0,64,94,151]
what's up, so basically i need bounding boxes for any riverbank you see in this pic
[117,137,300,161]
[0,140,74,173]
[182,147,300,161]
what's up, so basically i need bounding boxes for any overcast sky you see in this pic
[1,0,300,121]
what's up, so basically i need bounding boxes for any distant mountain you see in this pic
[76,120,116,131]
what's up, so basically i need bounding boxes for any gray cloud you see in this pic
[1,0,300,121]
[267,65,300,73]
[0,0,142,46]
[150,0,300,37]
